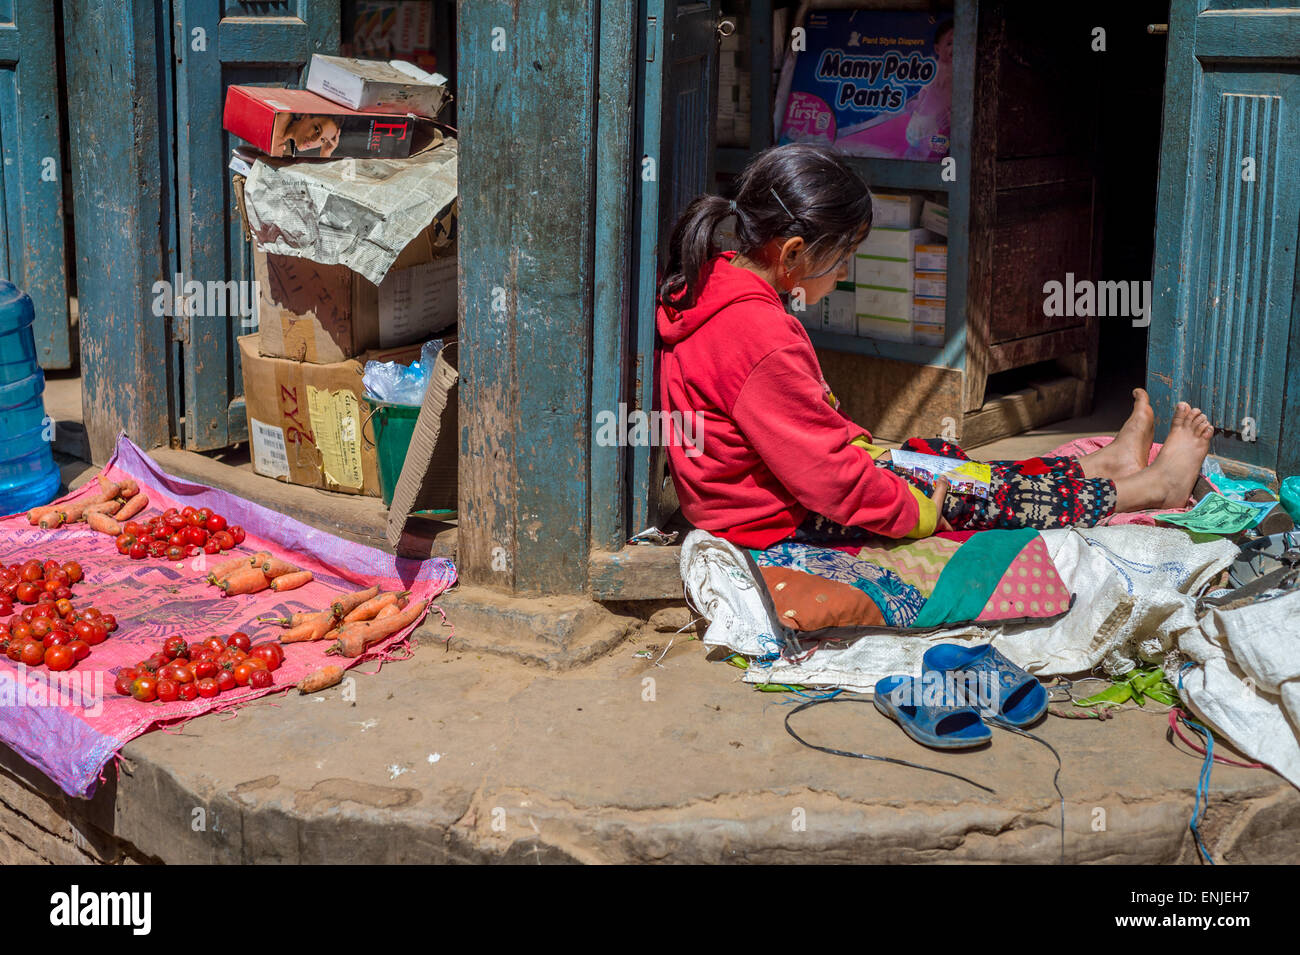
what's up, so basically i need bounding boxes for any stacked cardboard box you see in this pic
[912,240,948,346]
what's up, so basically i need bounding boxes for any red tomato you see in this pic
[212,531,236,551]
[165,545,186,562]
[215,670,237,693]
[183,526,207,547]
[181,506,196,519]
[229,526,246,545]
[41,559,60,578]
[249,669,273,689]
[195,678,219,699]
[204,636,227,654]
[129,542,148,560]
[232,662,256,686]
[114,674,135,696]
[11,620,32,642]
[41,631,70,649]
[122,521,145,538]
[187,642,207,659]
[156,680,180,703]
[193,660,218,680]
[54,598,74,618]
[67,639,91,662]
[162,508,181,526]
[15,581,40,604]
[44,645,75,671]
[226,632,251,653]
[30,617,52,638]
[205,514,228,533]
[84,624,108,646]
[164,636,188,659]
[73,620,95,642]
[101,614,117,632]
[20,642,45,666]
[178,683,200,702]
[148,541,168,559]
[161,662,194,684]
[131,676,158,702]
[7,642,24,662]
[20,561,44,582]
[203,540,221,555]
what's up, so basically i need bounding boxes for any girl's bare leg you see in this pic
[1077,389,1155,480]
[1111,402,1213,512]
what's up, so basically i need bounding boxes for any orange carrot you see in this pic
[261,610,316,628]
[60,484,121,523]
[115,493,148,521]
[280,610,336,643]
[39,511,66,530]
[269,570,313,592]
[216,568,269,596]
[374,603,399,619]
[297,665,345,694]
[208,554,254,580]
[95,473,114,496]
[330,585,380,620]
[326,599,428,658]
[118,479,140,498]
[28,504,61,525]
[342,590,409,623]
[87,511,121,535]
[84,499,123,517]
[259,557,301,578]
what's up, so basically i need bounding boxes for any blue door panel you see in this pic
[174,0,339,451]
[0,1,71,369]
[1148,1,1300,476]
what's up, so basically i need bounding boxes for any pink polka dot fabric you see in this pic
[975,534,1068,622]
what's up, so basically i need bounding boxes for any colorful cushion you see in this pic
[749,528,1072,633]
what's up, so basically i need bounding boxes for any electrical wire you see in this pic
[783,696,996,794]
[988,717,1066,865]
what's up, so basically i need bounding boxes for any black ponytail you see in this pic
[658,143,874,310]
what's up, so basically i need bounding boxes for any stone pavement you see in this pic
[2,608,1296,864]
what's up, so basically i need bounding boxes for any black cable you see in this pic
[989,718,1066,865]
[783,696,996,794]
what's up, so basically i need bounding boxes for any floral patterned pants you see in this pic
[793,438,1117,541]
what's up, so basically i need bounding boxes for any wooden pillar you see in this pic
[63,0,170,462]
[457,0,599,595]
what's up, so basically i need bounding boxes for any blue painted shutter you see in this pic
[173,0,339,450]
[632,0,720,532]
[1148,2,1300,476]
[0,1,71,368]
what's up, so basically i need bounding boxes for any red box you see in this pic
[222,86,415,159]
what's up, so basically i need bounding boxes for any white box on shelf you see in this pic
[920,200,949,237]
[871,193,924,230]
[915,242,948,272]
[854,256,913,293]
[820,287,856,334]
[914,271,947,299]
[860,226,933,260]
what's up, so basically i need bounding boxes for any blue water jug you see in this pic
[0,282,61,515]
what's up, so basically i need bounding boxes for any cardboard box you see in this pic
[860,226,934,261]
[921,200,949,237]
[913,297,946,345]
[254,231,457,363]
[239,334,424,496]
[855,256,913,293]
[916,242,948,272]
[871,193,924,230]
[820,286,856,334]
[306,54,449,119]
[222,85,416,159]
[914,270,947,299]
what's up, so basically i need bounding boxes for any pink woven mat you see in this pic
[1047,434,1194,525]
[0,434,456,797]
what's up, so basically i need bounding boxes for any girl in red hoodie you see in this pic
[656,145,1213,549]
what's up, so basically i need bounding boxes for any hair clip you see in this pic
[770,187,794,221]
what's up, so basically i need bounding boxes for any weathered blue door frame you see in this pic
[0,2,71,369]
[1148,1,1300,480]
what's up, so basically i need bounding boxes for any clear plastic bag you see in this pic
[363,339,444,405]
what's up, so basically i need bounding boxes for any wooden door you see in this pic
[1148,0,1300,477]
[0,1,71,368]
[172,0,339,450]
[631,0,721,532]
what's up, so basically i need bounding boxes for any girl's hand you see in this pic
[931,478,954,532]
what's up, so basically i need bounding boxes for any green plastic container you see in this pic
[367,398,421,507]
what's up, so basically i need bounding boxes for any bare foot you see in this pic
[1107,388,1155,478]
[1078,388,1155,480]
[1145,402,1213,508]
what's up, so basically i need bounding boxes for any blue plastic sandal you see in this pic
[921,643,1048,728]
[872,674,993,750]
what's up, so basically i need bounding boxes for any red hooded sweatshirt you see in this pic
[656,251,919,548]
